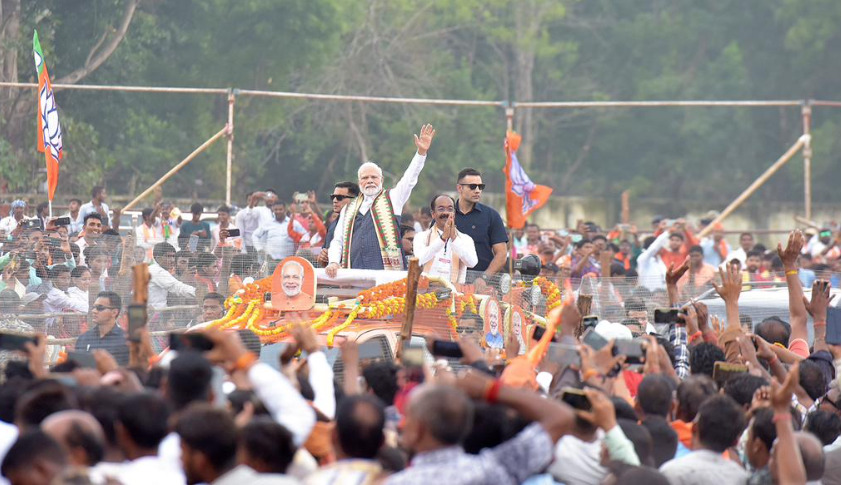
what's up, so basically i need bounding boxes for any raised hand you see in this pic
[666,258,690,286]
[803,279,831,320]
[749,386,771,414]
[770,362,800,412]
[413,124,436,156]
[777,230,804,271]
[317,248,329,267]
[713,264,742,305]
[751,334,776,362]
[292,323,320,354]
[447,214,457,241]
[681,304,700,336]
[576,388,617,431]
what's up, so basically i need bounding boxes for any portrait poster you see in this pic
[479,296,503,350]
[272,256,316,311]
[504,306,527,356]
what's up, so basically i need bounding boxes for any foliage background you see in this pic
[0,0,838,210]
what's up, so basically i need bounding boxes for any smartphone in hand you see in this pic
[431,340,463,359]
[561,387,592,410]
[0,332,37,352]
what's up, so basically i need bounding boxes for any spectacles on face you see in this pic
[92,305,116,311]
[330,194,352,201]
[456,327,477,335]
[458,183,486,191]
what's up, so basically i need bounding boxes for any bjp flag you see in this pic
[504,131,552,229]
[33,30,64,202]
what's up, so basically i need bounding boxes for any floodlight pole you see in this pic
[801,102,812,221]
[226,90,236,206]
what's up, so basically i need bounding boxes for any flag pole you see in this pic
[505,106,515,354]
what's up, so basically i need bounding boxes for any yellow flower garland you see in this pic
[327,304,362,347]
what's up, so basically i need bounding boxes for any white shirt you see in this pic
[136,222,165,262]
[252,217,306,260]
[413,227,478,284]
[110,455,186,485]
[328,152,427,265]
[44,287,88,314]
[636,231,671,291]
[307,351,336,419]
[67,286,89,312]
[75,237,99,267]
[65,211,84,235]
[660,449,749,485]
[549,430,606,485]
[236,206,274,247]
[248,362,316,446]
[79,200,111,227]
[725,247,748,266]
[0,420,18,485]
[148,263,196,309]
[0,216,27,234]
[157,432,182,474]
[211,223,243,252]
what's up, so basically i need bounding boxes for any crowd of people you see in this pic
[0,123,837,484]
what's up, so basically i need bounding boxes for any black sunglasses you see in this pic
[459,183,486,191]
[92,305,116,311]
[330,194,352,201]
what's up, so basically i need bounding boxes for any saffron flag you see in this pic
[33,30,63,202]
[504,131,552,229]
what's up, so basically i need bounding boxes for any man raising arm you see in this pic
[326,124,436,277]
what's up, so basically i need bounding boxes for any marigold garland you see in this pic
[208,276,482,346]
[327,304,363,347]
[528,277,561,310]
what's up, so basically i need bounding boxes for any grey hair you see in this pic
[358,162,383,180]
[282,260,304,278]
[407,385,474,446]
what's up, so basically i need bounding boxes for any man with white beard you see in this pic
[275,260,313,310]
[326,124,436,276]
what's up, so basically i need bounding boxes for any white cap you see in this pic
[594,320,633,341]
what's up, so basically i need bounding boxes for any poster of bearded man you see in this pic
[272,256,316,311]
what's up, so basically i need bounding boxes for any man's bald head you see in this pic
[41,410,106,467]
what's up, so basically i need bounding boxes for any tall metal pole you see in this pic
[801,103,812,221]
[226,90,236,206]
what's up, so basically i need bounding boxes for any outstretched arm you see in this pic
[390,124,436,212]
[778,231,809,347]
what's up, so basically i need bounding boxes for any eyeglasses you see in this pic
[330,194,352,201]
[92,305,116,311]
[456,327,477,335]
[458,183,485,191]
